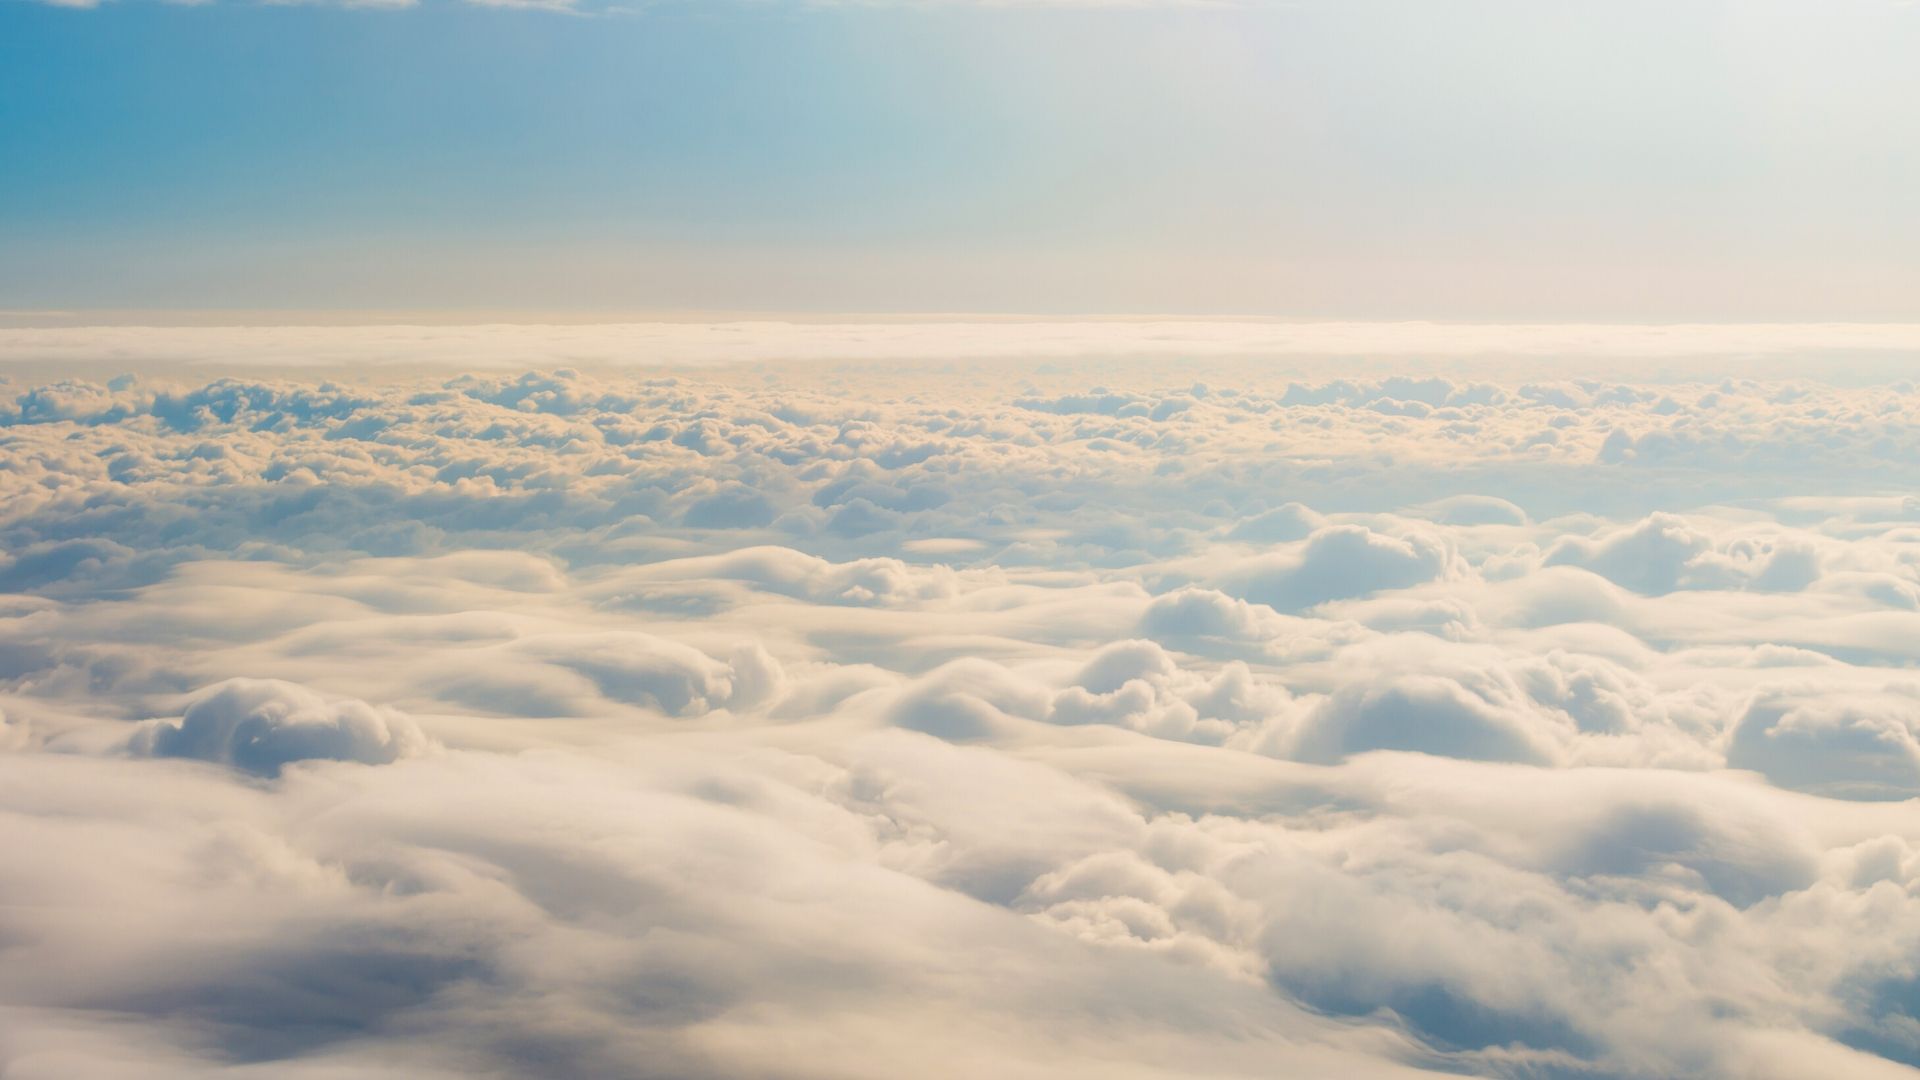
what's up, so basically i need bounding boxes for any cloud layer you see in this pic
[3,353,1920,1078]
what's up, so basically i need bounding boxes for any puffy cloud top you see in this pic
[132,678,431,776]
[1219,526,1456,612]
[1726,689,1920,800]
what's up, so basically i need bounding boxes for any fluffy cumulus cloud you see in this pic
[132,678,432,776]
[3,347,1920,1079]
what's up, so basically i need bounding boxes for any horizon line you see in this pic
[8,309,1920,330]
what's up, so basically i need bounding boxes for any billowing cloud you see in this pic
[131,678,431,776]
[1726,688,1920,801]
[4,351,1920,1078]
[1215,525,1459,612]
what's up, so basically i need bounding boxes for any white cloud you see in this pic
[1215,525,1459,612]
[131,678,432,775]
[5,347,1920,1078]
[1726,687,1920,801]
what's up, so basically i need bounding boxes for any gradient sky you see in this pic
[3,0,1917,318]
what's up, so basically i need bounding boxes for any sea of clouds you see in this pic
[3,338,1920,1078]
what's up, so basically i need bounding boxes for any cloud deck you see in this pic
[3,356,1919,1078]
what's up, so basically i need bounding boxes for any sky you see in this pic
[4,0,1919,319]
[8,6,1920,1080]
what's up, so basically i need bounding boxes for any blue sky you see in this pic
[3,0,1917,318]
